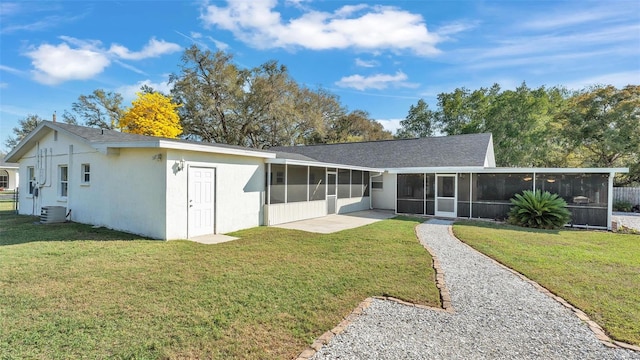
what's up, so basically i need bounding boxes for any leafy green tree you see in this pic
[431,83,574,168]
[170,45,363,148]
[65,89,125,129]
[559,85,640,170]
[5,114,44,150]
[396,99,434,138]
[434,85,500,135]
[171,46,260,145]
[484,83,567,167]
[238,60,330,148]
[326,110,393,143]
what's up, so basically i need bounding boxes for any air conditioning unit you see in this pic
[41,206,67,224]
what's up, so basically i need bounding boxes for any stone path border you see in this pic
[295,221,640,359]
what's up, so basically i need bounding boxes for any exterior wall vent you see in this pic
[41,206,67,224]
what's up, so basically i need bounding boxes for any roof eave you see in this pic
[5,121,100,162]
[93,139,276,159]
[5,122,51,162]
[389,167,629,174]
[267,157,383,172]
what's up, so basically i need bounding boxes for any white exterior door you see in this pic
[188,167,215,237]
[435,174,457,218]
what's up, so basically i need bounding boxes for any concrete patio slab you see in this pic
[273,210,396,234]
[187,233,239,245]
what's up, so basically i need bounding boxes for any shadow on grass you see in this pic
[0,211,151,246]
[454,218,568,235]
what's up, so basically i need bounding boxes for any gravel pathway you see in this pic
[613,212,640,232]
[311,219,640,360]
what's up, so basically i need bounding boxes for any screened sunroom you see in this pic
[264,159,380,225]
[393,168,625,229]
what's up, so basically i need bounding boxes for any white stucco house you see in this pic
[0,159,19,191]
[5,121,627,239]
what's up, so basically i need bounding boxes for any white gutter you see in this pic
[92,140,276,159]
[389,167,629,174]
[267,157,383,173]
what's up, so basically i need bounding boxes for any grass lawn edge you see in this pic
[451,220,640,352]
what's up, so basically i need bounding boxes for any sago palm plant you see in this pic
[508,190,571,229]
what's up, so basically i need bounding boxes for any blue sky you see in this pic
[1,0,639,152]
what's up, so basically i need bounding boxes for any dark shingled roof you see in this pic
[271,133,493,168]
[44,121,272,154]
[50,121,156,143]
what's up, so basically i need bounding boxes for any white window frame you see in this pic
[372,176,383,190]
[27,166,35,196]
[59,165,68,199]
[81,163,91,185]
[0,170,8,189]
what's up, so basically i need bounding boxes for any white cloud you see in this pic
[24,36,181,85]
[436,21,478,37]
[564,71,640,91]
[521,7,629,30]
[355,58,378,68]
[207,36,230,51]
[109,37,181,60]
[26,42,110,85]
[285,0,312,8]
[200,1,441,56]
[0,82,8,89]
[0,64,22,74]
[0,2,20,17]
[375,118,403,134]
[335,71,417,91]
[114,60,147,75]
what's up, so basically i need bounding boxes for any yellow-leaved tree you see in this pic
[120,92,182,138]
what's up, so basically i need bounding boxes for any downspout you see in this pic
[423,173,426,215]
[469,173,473,219]
[67,144,73,221]
[284,164,288,204]
[266,162,271,225]
[369,171,383,210]
[607,172,614,231]
[394,173,398,215]
[306,166,310,202]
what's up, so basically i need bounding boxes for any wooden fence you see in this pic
[613,187,640,205]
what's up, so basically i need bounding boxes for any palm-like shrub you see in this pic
[508,190,571,229]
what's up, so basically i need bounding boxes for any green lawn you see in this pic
[0,211,439,359]
[453,220,640,346]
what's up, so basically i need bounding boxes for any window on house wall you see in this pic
[475,173,532,202]
[372,175,383,190]
[59,165,68,198]
[535,173,608,206]
[351,170,363,197]
[81,164,90,184]
[269,164,286,204]
[287,165,308,203]
[0,170,8,189]
[457,173,471,217]
[397,173,425,214]
[338,169,350,198]
[27,166,35,195]
[308,167,326,201]
[363,172,370,197]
